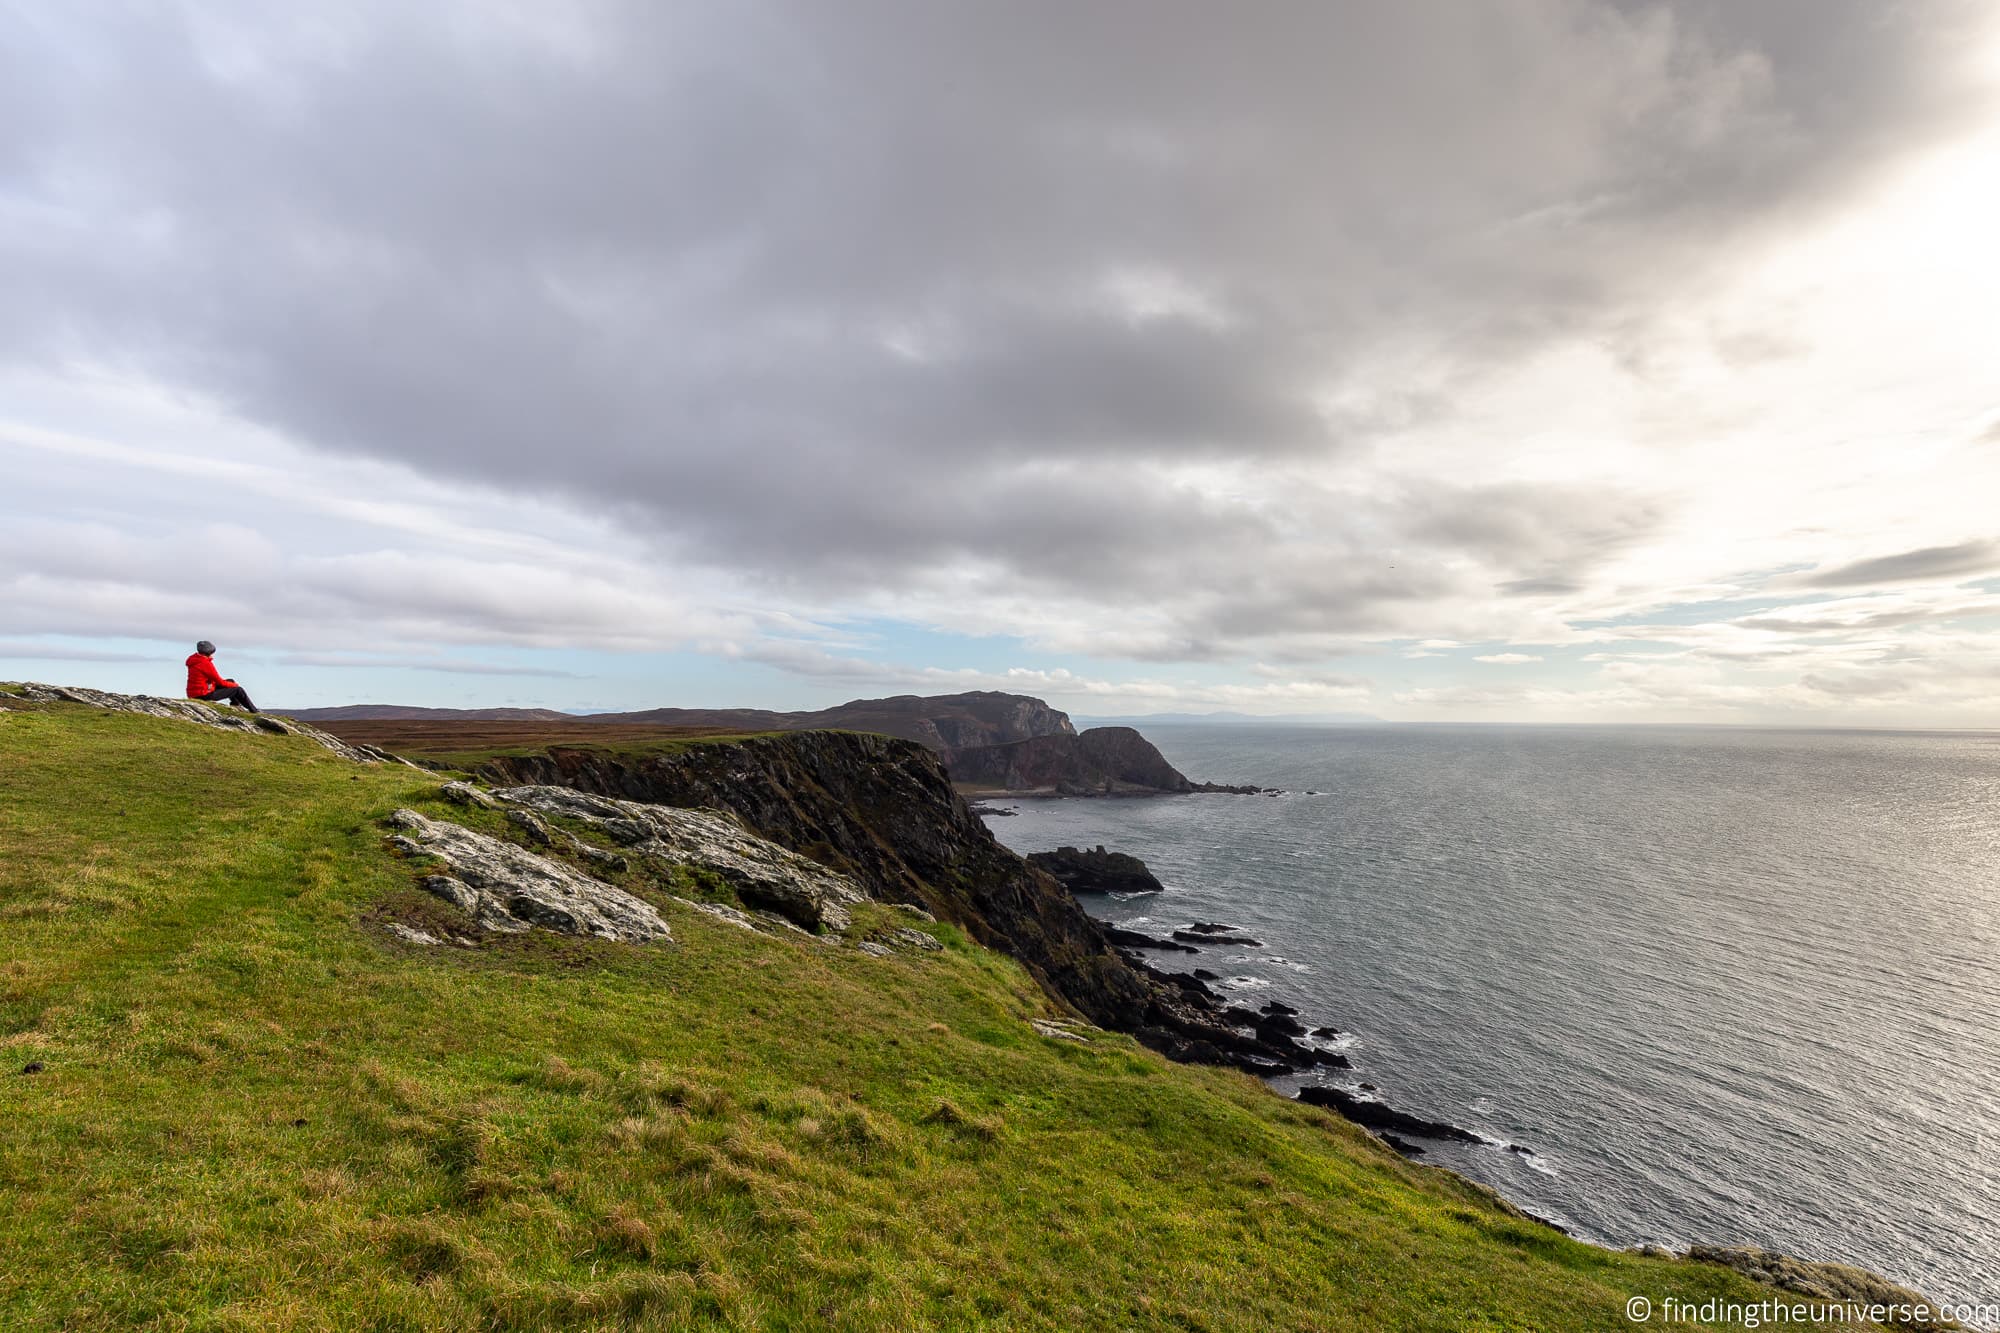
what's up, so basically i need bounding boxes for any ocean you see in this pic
[981,724,2000,1312]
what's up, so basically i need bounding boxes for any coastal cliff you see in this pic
[296,690,1253,798]
[943,725,1198,795]
[473,731,1311,1072]
[1,680,1958,1330]
[478,731,1148,1029]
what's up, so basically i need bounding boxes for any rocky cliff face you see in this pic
[475,731,1317,1073]
[577,690,1077,752]
[477,731,1144,1024]
[942,726,1197,794]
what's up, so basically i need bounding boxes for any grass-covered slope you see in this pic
[0,699,1820,1330]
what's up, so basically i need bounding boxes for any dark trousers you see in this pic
[200,685,259,713]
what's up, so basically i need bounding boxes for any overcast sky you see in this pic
[5,1,2000,723]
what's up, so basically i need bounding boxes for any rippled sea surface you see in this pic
[983,724,2000,1309]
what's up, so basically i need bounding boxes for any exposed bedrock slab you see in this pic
[12,682,413,765]
[492,785,865,931]
[385,808,670,944]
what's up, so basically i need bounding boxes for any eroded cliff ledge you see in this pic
[473,731,1313,1073]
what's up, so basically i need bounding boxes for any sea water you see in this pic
[984,724,2000,1310]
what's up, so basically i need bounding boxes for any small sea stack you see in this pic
[1029,845,1166,894]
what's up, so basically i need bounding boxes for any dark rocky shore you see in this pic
[1026,845,1166,895]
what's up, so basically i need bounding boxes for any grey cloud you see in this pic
[1407,484,1663,563]
[0,641,157,664]
[272,654,584,678]
[1798,671,1911,699]
[1500,576,1587,597]
[1798,540,2000,589]
[2,1,1987,657]
[1738,605,1978,634]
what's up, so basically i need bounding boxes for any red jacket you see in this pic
[186,653,235,698]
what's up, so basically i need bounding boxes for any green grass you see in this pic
[0,700,1856,1329]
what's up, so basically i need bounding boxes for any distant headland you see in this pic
[289,690,1270,798]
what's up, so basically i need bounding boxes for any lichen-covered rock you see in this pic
[440,781,500,809]
[1031,1019,1092,1043]
[492,785,865,932]
[1684,1246,1949,1327]
[506,808,554,844]
[671,896,839,945]
[673,897,764,934]
[11,682,415,766]
[385,808,670,944]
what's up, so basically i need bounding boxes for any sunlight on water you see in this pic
[988,724,2000,1310]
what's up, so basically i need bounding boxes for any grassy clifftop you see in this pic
[0,697,1827,1330]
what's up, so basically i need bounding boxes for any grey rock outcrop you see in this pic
[10,682,413,766]
[492,785,865,931]
[385,808,670,944]
[1684,1246,1949,1327]
[671,895,837,944]
[1031,1018,1093,1043]
[439,780,500,809]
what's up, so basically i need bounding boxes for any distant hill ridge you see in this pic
[284,703,575,723]
[293,691,1252,796]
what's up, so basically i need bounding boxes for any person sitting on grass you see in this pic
[185,640,259,714]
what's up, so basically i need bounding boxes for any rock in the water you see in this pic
[492,786,864,932]
[12,682,410,766]
[1155,970,1218,1001]
[1254,1010,1307,1039]
[1296,1085,1487,1144]
[386,808,670,944]
[1026,845,1166,895]
[1094,920,1198,953]
[1173,928,1263,947]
